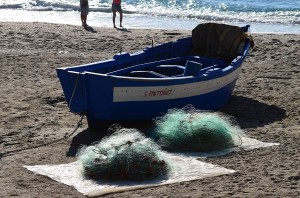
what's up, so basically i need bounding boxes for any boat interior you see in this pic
[106,56,227,78]
[62,24,250,79]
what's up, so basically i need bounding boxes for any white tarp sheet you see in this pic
[24,137,278,196]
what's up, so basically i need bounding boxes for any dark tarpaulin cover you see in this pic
[192,23,247,63]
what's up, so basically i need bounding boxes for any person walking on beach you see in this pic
[112,0,123,28]
[80,0,89,27]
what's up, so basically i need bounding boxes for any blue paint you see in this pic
[57,24,251,130]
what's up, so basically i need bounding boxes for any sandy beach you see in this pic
[0,22,299,197]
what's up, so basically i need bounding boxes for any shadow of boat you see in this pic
[66,128,105,157]
[67,95,286,156]
[220,95,286,128]
[66,121,155,157]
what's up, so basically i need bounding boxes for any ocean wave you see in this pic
[0,0,299,25]
[0,4,23,9]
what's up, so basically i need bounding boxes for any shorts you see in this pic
[112,3,122,12]
[80,5,89,15]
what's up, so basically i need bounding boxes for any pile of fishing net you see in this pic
[153,106,243,151]
[76,126,169,181]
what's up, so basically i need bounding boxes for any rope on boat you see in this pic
[68,71,87,115]
[68,72,81,112]
[0,114,85,159]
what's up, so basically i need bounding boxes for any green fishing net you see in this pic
[76,126,169,181]
[154,106,243,151]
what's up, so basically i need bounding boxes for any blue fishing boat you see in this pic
[57,23,253,129]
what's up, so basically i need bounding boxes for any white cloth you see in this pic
[24,136,278,196]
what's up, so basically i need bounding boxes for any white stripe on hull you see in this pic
[113,67,242,102]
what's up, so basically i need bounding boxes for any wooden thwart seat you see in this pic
[129,71,169,78]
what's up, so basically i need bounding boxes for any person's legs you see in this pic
[81,14,84,26]
[113,11,117,28]
[83,15,87,26]
[80,5,89,27]
[119,11,123,27]
[81,14,87,26]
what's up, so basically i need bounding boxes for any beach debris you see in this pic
[76,126,169,181]
[153,106,243,151]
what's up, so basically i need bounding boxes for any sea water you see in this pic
[0,0,299,33]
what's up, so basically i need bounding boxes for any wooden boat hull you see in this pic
[86,78,239,129]
[56,24,251,129]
